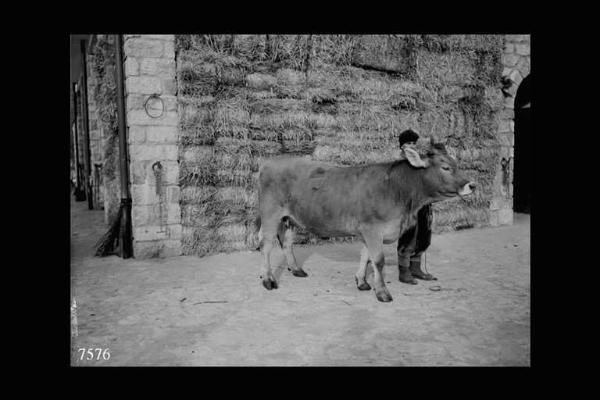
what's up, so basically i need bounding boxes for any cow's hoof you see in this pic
[355,277,371,291]
[376,290,393,302]
[262,277,278,290]
[290,268,308,278]
[399,275,418,285]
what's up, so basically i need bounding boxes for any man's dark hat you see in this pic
[398,129,420,147]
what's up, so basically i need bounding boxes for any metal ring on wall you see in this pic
[144,94,165,118]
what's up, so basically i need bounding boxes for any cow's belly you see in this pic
[380,217,413,244]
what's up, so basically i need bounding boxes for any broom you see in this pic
[94,34,133,258]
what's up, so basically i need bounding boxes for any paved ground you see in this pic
[71,196,530,366]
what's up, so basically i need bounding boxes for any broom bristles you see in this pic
[94,205,123,257]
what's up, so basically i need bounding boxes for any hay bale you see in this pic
[351,35,416,75]
[276,68,305,86]
[176,34,506,254]
[246,73,278,90]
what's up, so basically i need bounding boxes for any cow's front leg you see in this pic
[362,231,392,302]
[354,244,371,291]
[281,227,307,277]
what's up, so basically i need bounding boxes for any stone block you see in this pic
[167,186,180,204]
[516,57,530,77]
[132,203,181,226]
[144,34,175,41]
[163,95,178,112]
[131,183,160,206]
[140,58,176,76]
[125,57,139,76]
[498,208,513,225]
[124,38,164,58]
[498,118,512,133]
[130,161,147,185]
[128,126,146,144]
[126,76,163,94]
[133,239,182,259]
[498,132,514,147]
[146,126,178,143]
[127,110,178,126]
[509,69,523,85]
[506,34,529,43]
[163,40,175,59]
[161,161,180,184]
[129,143,178,161]
[126,94,144,111]
[503,53,519,67]
[489,198,501,211]
[504,96,515,109]
[489,210,499,227]
[504,42,514,54]
[162,78,177,95]
[515,44,530,56]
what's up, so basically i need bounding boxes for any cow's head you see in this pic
[404,137,476,202]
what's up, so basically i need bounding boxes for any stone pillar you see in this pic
[490,34,530,226]
[123,35,181,258]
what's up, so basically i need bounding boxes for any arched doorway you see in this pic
[513,74,531,214]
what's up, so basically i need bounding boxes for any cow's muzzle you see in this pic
[458,182,476,196]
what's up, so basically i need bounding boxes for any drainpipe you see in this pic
[72,83,85,201]
[80,40,94,210]
[114,34,133,258]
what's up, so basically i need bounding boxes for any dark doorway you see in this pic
[513,74,531,214]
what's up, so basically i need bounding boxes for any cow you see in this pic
[256,137,475,302]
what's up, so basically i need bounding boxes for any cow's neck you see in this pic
[388,161,432,215]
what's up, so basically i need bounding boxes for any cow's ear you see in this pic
[404,147,429,168]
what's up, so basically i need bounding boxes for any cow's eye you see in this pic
[441,165,451,171]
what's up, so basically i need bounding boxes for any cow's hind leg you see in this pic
[354,244,371,291]
[362,230,393,302]
[260,216,281,290]
[279,223,308,278]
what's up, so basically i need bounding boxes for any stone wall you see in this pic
[489,34,530,226]
[123,35,182,258]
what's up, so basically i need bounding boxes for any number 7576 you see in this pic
[78,348,110,361]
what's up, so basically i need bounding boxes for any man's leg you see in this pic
[409,205,436,280]
[397,225,418,285]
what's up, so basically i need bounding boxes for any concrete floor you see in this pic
[71,197,530,366]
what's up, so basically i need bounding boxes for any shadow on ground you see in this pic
[71,198,530,366]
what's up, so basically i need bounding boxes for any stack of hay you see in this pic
[176,34,505,256]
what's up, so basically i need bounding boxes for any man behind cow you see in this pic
[397,129,437,284]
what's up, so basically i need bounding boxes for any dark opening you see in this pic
[513,74,531,214]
